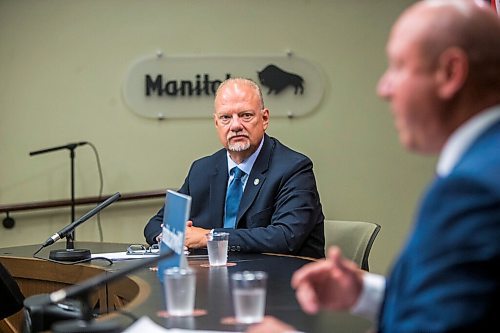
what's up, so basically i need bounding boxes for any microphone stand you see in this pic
[68,145,76,250]
[42,193,121,262]
[30,142,87,252]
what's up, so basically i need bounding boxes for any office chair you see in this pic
[0,262,24,320]
[324,220,381,271]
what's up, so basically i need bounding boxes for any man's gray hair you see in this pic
[215,77,265,110]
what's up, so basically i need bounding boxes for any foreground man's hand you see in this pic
[292,246,364,314]
[246,316,296,333]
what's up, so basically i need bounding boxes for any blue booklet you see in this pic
[157,190,192,283]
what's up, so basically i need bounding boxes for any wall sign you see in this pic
[122,51,325,119]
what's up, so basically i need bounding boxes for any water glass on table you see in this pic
[163,267,196,316]
[206,232,229,266]
[231,271,267,324]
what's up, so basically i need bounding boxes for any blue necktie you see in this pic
[224,167,245,228]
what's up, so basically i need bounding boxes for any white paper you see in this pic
[91,252,158,260]
[123,316,243,333]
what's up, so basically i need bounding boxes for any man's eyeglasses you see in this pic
[126,243,160,255]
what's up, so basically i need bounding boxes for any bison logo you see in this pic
[257,64,304,95]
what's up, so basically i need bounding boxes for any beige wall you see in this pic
[0,0,432,274]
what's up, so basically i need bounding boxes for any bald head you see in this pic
[378,0,500,154]
[215,78,264,111]
[397,0,500,93]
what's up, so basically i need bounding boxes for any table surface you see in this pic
[0,242,372,333]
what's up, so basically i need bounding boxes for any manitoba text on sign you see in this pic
[122,52,325,119]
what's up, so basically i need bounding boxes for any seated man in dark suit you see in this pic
[144,78,325,259]
[248,0,500,332]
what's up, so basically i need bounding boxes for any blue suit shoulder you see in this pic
[452,120,500,191]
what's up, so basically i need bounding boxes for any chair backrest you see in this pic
[0,262,24,319]
[324,220,381,271]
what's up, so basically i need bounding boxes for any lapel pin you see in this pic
[254,178,260,186]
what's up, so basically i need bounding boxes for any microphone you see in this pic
[42,193,121,248]
[30,141,92,253]
[29,142,88,156]
[42,193,121,262]
[23,248,174,332]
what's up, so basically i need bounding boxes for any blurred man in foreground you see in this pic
[248,0,500,331]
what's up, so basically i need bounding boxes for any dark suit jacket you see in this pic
[145,134,325,258]
[379,119,500,332]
